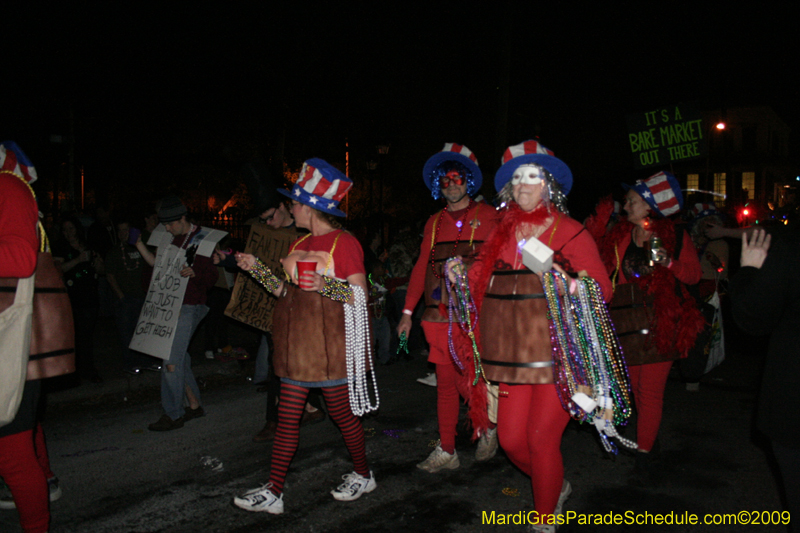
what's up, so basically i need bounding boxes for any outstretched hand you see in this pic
[235,253,257,271]
[741,229,771,269]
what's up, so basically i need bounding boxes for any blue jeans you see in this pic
[161,304,209,420]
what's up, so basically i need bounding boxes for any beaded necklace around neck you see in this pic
[429,199,477,280]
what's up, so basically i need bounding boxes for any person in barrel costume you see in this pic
[586,171,702,480]
[232,158,378,514]
[397,143,502,472]
[455,140,612,531]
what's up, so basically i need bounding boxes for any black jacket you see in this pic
[729,225,800,447]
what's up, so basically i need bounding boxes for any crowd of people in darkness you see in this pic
[1,138,798,533]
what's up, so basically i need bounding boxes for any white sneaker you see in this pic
[331,471,376,501]
[417,445,459,473]
[527,482,571,532]
[0,477,61,510]
[0,482,13,510]
[233,483,284,514]
[554,479,572,516]
[48,477,62,503]
[475,427,498,462]
[417,372,437,387]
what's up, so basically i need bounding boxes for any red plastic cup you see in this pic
[296,260,317,289]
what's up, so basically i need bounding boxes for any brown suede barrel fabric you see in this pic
[421,240,485,323]
[609,282,680,366]
[479,269,554,384]
[272,285,352,382]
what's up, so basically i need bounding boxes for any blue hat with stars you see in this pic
[278,158,352,217]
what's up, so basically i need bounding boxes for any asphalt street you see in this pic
[0,316,788,533]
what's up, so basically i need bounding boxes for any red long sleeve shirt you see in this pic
[0,173,38,278]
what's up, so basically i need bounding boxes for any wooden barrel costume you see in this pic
[479,269,554,384]
[271,231,372,383]
[609,282,678,366]
[421,207,486,324]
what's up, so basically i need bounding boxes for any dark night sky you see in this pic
[4,3,798,220]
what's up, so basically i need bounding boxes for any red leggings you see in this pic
[0,427,49,533]
[627,361,673,452]
[434,361,470,454]
[497,383,569,516]
[422,322,470,455]
[268,383,368,494]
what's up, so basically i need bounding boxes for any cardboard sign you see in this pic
[626,102,706,169]
[130,225,227,360]
[225,225,299,332]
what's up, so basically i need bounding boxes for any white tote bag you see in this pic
[0,273,35,427]
[704,290,725,374]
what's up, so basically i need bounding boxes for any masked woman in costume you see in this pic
[585,172,702,479]
[454,141,612,531]
[232,159,377,514]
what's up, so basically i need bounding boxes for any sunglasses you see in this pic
[441,173,465,189]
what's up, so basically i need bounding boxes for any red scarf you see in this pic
[472,203,554,313]
[588,199,704,357]
[455,204,554,438]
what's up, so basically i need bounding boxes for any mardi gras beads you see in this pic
[444,257,489,385]
[344,284,380,416]
[319,276,354,303]
[396,331,409,355]
[542,271,636,454]
[249,259,282,293]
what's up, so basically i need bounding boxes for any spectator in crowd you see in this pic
[53,215,103,384]
[105,216,161,374]
[241,197,325,444]
[363,226,392,365]
[88,203,118,318]
[729,227,800,520]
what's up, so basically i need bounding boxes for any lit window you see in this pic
[714,173,727,206]
[687,174,699,190]
[742,172,755,199]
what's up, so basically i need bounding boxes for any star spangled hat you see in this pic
[623,171,684,218]
[494,140,572,194]
[0,141,38,184]
[422,143,483,193]
[689,202,719,220]
[278,158,352,217]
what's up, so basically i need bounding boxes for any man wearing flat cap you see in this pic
[135,196,218,431]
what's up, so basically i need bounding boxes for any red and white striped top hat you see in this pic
[422,142,483,193]
[494,140,572,194]
[278,158,352,217]
[624,171,684,218]
[1,141,38,184]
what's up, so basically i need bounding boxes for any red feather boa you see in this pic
[472,204,553,312]
[453,204,555,439]
[587,200,705,358]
